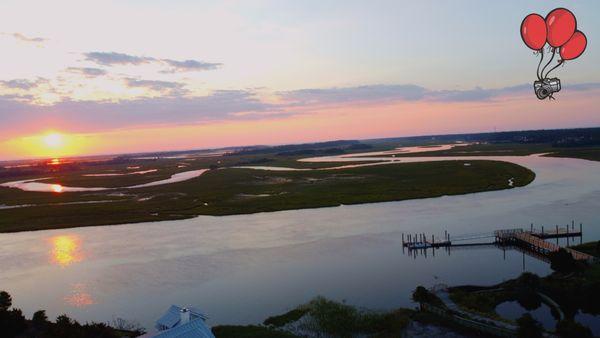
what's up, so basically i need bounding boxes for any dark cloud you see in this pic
[84,52,156,66]
[11,33,47,43]
[123,78,188,95]
[160,59,222,73]
[1,82,598,141]
[427,84,530,102]
[280,83,537,105]
[84,51,222,73]
[567,83,600,91]
[66,67,108,78]
[0,90,280,138]
[0,78,47,90]
[279,84,427,106]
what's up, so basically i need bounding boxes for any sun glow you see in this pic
[1,131,91,159]
[43,132,64,148]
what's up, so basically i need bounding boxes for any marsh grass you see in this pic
[0,158,535,232]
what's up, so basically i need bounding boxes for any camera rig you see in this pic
[533,78,561,100]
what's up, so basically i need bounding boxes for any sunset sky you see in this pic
[1,0,599,160]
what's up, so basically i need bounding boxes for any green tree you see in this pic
[412,286,430,304]
[32,309,49,329]
[516,313,543,338]
[549,248,578,274]
[0,291,12,311]
[517,291,542,311]
[517,272,540,290]
[556,319,593,338]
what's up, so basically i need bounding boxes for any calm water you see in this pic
[495,301,557,330]
[0,169,208,192]
[1,154,600,329]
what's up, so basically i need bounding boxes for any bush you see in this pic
[550,248,582,274]
[303,296,410,337]
[412,286,443,306]
[308,297,358,336]
[549,249,579,274]
[516,272,540,290]
[556,319,593,338]
[516,313,543,338]
[263,308,308,327]
[212,325,298,338]
[516,291,542,311]
[412,286,430,303]
[110,317,146,335]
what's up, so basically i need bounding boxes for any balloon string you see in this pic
[536,48,545,81]
[540,48,556,79]
[545,60,564,78]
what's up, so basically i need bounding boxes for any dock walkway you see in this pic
[494,228,593,261]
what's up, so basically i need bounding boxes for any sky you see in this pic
[0,0,599,160]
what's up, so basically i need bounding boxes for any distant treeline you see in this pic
[227,127,600,157]
[228,140,372,156]
[0,163,82,180]
[377,127,600,148]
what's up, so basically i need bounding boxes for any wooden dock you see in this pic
[403,221,594,262]
[494,227,593,261]
[402,232,451,250]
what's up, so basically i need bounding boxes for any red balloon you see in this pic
[521,14,547,50]
[560,31,587,60]
[546,8,577,47]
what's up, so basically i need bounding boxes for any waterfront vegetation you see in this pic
[0,291,143,338]
[442,244,600,337]
[213,296,413,338]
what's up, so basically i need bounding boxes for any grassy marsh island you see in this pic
[0,158,534,232]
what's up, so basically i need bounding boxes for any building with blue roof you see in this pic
[144,305,214,338]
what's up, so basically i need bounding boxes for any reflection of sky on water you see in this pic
[496,301,556,330]
[1,154,600,329]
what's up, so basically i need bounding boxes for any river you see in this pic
[1,151,599,329]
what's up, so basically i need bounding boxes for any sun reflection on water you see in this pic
[64,283,96,308]
[51,184,64,193]
[49,235,83,267]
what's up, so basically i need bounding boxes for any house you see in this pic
[144,305,215,338]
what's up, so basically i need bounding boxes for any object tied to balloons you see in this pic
[521,8,587,100]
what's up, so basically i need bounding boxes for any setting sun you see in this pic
[1,131,91,159]
[43,133,64,148]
